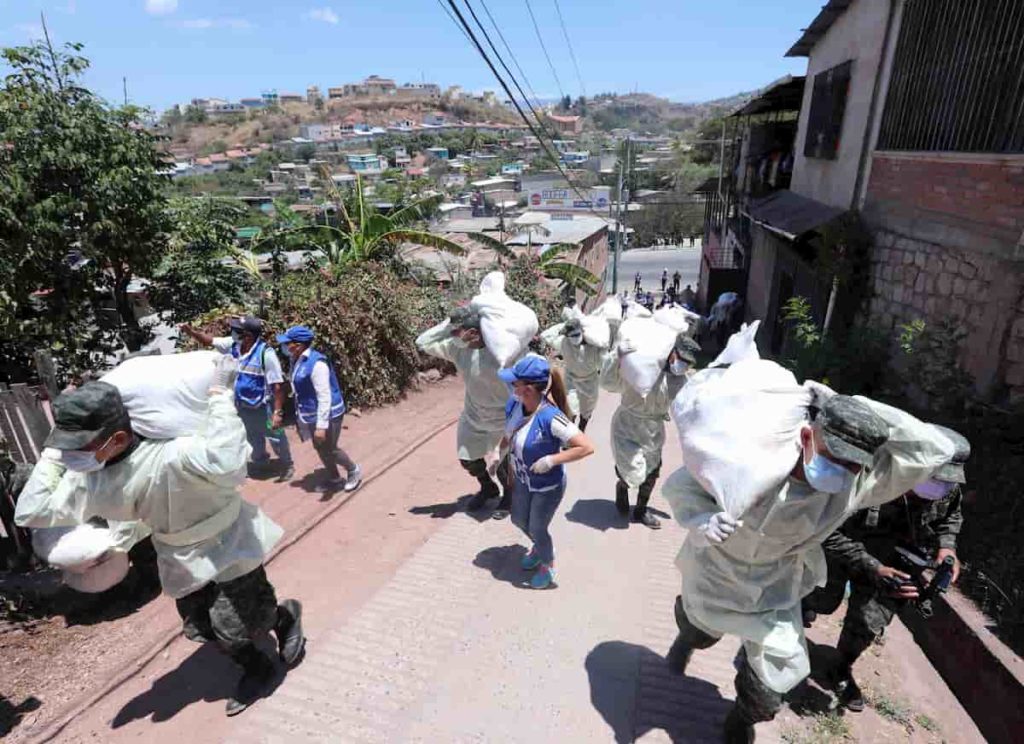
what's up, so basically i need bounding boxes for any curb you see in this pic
[28,416,459,744]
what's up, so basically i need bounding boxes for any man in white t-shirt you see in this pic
[181,317,294,481]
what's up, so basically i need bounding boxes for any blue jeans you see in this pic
[510,479,565,565]
[236,402,292,465]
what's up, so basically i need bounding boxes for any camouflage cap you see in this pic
[931,424,970,483]
[673,335,701,365]
[45,381,130,450]
[448,306,481,330]
[561,318,583,335]
[816,395,889,468]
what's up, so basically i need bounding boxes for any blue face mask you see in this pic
[912,479,955,501]
[61,447,106,473]
[803,432,855,494]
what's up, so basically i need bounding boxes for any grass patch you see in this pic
[781,713,852,744]
[871,693,913,727]
[915,713,941,733]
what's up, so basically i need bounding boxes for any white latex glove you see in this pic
[530,455,556,474]
[699,512,742,544]
[209,354,239,392]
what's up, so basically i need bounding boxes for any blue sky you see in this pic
[1,0,814,111]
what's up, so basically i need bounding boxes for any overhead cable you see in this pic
[552,0,585,98]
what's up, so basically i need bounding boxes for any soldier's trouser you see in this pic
[674,595,784,724]
[460,458,500,499]
[616,465,661,517]
[176,566,280,665]
[836,581,901,667]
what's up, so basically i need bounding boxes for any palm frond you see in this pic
[389,193,445,226]
[379,230,467,256]
[541,261,600,295]
[466,231,516,258]
[537,242,578,264]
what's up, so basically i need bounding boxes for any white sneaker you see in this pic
[344,465,363,492]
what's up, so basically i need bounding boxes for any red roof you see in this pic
[195,157,212,165]
[548,114,580,124]
[208,153,228,162]
[225,149,247,159]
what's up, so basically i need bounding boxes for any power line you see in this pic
[523,0,565,101]
[443,0,610,224]
[435,0,474,44]
[478,0,544,111]
[551,0,585,98]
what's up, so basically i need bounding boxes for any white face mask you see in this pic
[669,359,689,376]
[61,444,108,473]
[230,330,242,343]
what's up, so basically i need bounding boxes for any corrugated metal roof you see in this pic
[745,190,845,240]
[786,0,854,57]
[730,76,806,117]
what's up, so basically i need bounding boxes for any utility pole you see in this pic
[123,76,128,107]
[612,137,629,295]
[717,119,726,199]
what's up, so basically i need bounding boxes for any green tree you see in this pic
[184,103,207,123]
[0,37,170,380]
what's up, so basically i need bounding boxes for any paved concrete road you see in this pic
[606,244,701,299]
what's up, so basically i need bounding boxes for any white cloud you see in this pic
[177,17,252,30]
[145,0,178,15]
[304,7,339,25]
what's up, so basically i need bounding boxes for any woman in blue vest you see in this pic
[498,355,595,590]
[276,326,362,496]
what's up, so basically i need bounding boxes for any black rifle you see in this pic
[892,546,956,619]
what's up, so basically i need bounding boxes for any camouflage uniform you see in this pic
[0,450,32,569]
[803,487,963,663]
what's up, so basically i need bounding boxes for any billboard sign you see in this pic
[526,184,611,212]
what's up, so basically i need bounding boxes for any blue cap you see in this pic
[498,354,551,384]
[276,325,315,344]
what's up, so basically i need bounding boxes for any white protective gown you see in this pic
[16,390,282,599]
[600,352,689,487]
[663,397,955,694]
[540,324,604,421]
[416,320,515,461]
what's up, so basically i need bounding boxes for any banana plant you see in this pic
[466,232,599,297]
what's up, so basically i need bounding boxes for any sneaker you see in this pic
[274,599,305,666]
[633,509,662,529]
[344,465,363,493]
[275,463,295,483]
[530,564,556,590]
[492,493,512,520]
[521,550,542,571]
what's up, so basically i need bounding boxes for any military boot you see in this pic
[832,665,865,712]
[225,647,276,717]
[722,707,756,744]
[274,599,305,666]
[615,480,629,515]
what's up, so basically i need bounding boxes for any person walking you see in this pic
[498,355,594,589]
[672,270,682,293]
[803,425,969,712]
[601,334,700,529]
[634,272,642,292]
[540,317,603,432]
[276,326,362,496]
[661,268,668,292]
[181,317,293,482]
[416,307,518,517]
[16,367,305,717]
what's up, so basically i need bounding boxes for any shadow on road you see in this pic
[472,544,534,589]
[111,641,284,728]
[0,695,41,738]
[585,640,730,743]
[409,494,492,523]
[564,499,628,532]
[784,639,841,716]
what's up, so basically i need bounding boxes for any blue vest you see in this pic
[232,340,270,408]
[506,398,566,492]
[292,349,346,424]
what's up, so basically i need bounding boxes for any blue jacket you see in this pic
[506,398,566,492]
[232,340,271,408]
[292,349,346,425]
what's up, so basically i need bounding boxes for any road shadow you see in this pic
[0,695,42,738]
[586,640,730,743]
[472,544,534,589]
[111,640,285,728]
[783,639,840,716]
[564,499,628,532]
[409,494,492,523]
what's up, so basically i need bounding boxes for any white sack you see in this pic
[470,271,539,367]
[623,301,653,321]
[617,317,678,397]
[672,356,812,518]
[44,523,115,568]
[102,350,221,439]
[581,316,611,350]
[591,297,625,324]
[710,321,761,368]
[63,551,129,593]
[653,305,701,336]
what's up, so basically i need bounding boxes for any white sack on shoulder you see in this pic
[470,271,539,366]
[617,317,678,397]
[653,305,700,336]
[102,350,221,439]
[580,315,611,349]
[672,357,812,518]
[710,321,761,367]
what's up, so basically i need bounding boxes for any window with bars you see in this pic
[804,61,853,160]
[878,0,1024,153]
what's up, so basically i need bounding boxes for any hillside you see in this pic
[584,90,753,136]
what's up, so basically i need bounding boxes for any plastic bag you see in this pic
[63,551,130,593]
[102,350,221,439]
[617,317,678,397]
[710,321,761,367]
[653,305,701,335]
[44,523,116,569]
[470,272,539,366]
[671,356,812,517]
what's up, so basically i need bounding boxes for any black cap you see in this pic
[45,381,130,450]
[674,335,701,365]
[229,315,263,335]
[931,425,970,483]
[816,395,889,468]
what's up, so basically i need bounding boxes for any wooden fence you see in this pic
[0,383,52,465]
